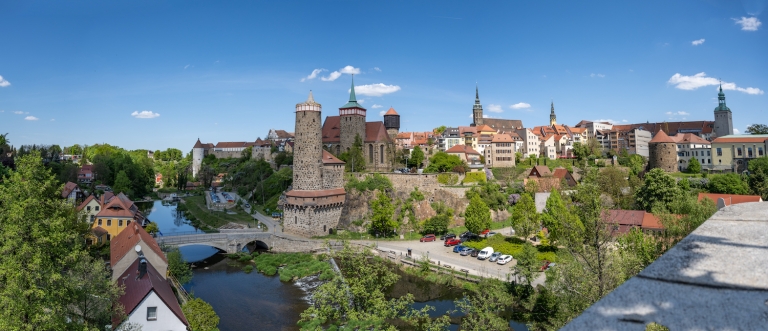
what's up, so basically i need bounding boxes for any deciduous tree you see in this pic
[746,123,768,135]
[182,298,220,331]
[464,195,491,235]
[707,173,750,195]
[510,193,539,240]
[541,189,583,245]
[370,191,396,236]
[635,168,681,212]
[687,157,701,174]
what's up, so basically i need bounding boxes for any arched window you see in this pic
[369,144,374,163]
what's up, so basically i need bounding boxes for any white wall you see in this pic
[123,291,187,331]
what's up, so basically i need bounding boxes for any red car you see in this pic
[420,234,436,242]
[540,260,551,271]
[444,238,461,246]
[480,229,490,236]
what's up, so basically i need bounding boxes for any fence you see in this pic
[168,275,190,305]
[156,233,228,245]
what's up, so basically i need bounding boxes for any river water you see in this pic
[148,200,528,331]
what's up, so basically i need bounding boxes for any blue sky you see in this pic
[1,1,766,152]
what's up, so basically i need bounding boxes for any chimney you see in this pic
[137,258,148,280]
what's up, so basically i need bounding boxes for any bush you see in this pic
[252,253,333,281]
[410,187,425,201]
[437,173,459,185]
[346,173,393,192]
[463,172,486,183]
[243,265,254,273]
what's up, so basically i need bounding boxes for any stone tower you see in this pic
[472,85,484,126]
[714,84,733,138]
[383,107,400,139]
[648,130,678,172]
[339,77,367,153]
[549,101,557,126]
[292,91,323,191]
[192,138,204,178]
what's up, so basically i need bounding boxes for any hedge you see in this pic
[463,172,486,183]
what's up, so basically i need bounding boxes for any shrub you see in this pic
[461,235,556,262]
[242,265,254,273]
[437,173,459,185]
[463,172,486,183]
[410,187,425,201]
[346,173,393,192]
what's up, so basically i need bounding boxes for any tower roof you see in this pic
[551,101,555,114]
[475,84,481,104]
[715,84,730,112]
[384,107,399,116]
[340,76,365,109]
[193,138,203,148]
[297,90,320,106]
[649,129,676,143]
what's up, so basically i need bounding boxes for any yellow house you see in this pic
[710,135,768,172]
[90,192,146,244]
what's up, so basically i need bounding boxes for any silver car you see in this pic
[497,255,513,265]
[488,252,502,262]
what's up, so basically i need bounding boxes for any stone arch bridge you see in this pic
[155,229,335,254]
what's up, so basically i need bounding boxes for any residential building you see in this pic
[61,181,81,205]
[516,128,541,158]
[484,133,516,168]
[113,258,189,331]
[90,192,148,243]
[671,133,712,171]
[601,210,664,235]
[445,145,482,169]
[459,126,479,150]
[529,165,552,178]
[439,127,462,152]
[540,134,557,159]
[553,167,579,187]
[192,138,272,177]
[710,134,768,173]
[266,129,295,143]
[77,193,110,224]
[78,164,94,184]
[111,223,168,281]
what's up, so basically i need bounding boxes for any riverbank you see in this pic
[181,196,256,230]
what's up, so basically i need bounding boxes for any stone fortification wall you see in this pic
[284,205,343,237]
[340,115,366,152]
[649,142,678,173]
[210,150,243,159]
[323,164,344,190]
[351,173,440,193]
[293,110,323,190]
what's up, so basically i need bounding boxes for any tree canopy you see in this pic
[424,151,466,173]
[510,193,539,240]
[707,173,750,195]
[634,168,681,212]
[464,195,491,235]
[746,123,768,135]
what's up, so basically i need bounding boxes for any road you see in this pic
[251,210,283,234]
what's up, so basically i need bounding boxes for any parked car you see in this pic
[480,229,490,236]
[540,260,551,271]
[440,233,456,241]
[488,252,502,262]
[444,238,461,247]
[460,248,475,256]
[497,255,513,265]
[477,247,494,260]
[453,244,466,253]
[546,263,556,270]
[485,231,497,237]
[459,231,473,238]
[420,234,436,242]
[471,249,480,257]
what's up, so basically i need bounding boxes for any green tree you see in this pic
[370,191,396,236]
[626,154,645,176]
[541,189,583,245]
[167,248,193,284]
[707,173,750,195]
[113,170,133,196]
[597,166,632,209]
[510,193,539,240]
[635,168,681,212]
[422,214,450,235]
[341,134,366,172]
[748,157,768,199]
[617,228,663,278]
[572,142,589,162]
[514,243,540,287]
[182,298,220,331]
[687,157,701,174]
[424,151,466,173]
[455,280,512,331]
[410,146,425,169]
[433,125,447,135]
[746,123,768,134]
[464,195,491,235]
[144,222,160,235]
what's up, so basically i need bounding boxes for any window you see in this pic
[368,144,373,163]
[147,307,157,320]
[760,147,765,156]
[717,148,722,156]
[708,159,711,164]
[118,220,123,227]
[707,151,711,156]
[98,219,102,226]
[748,148,753,157]
[87,206,91,211]
[106,234,111,241]
[95,206,99,211]
[737,148,742,156]
[107,219,112,226]
[127,220,131,225]
[380,145,384,163]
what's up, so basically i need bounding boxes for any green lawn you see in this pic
[183,196,258,229]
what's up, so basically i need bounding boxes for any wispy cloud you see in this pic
[131,110,160,119]
[666,111,690,116]
[373,67,381,72]
[668,72,764,95]
[339,66,360,75]
[320,66,360,81]
[358,99,365,104]
[24,116,39,121]
[733,17,762,31]
[487,104,503,113]
[321,71,342,82]
[622,120,628,123]
[354,83,401,97]
[14,111,24,114]
[371,104,383,109]
[592,119,620,124]
[510,102,531,110]
[691,38,705,46]
[184,64,191,70]
[379,110,387,116]
[590,73,606,78]
[734,128,741,134]
[301,68,326,82]
[0,75,9,87]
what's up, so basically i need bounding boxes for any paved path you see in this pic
[251,211,283,233]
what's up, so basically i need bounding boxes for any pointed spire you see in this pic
[349,75,357,102]
[551,101,555,114]
[307,90,315,103]
[475,84,480,102]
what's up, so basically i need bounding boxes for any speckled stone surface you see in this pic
[561,201,768,331]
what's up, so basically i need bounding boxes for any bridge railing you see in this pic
[156,230,216,237]
[156,233,229,245]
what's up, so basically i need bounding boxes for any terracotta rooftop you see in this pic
[649,130,676,144]
[321,150,345,165]
[111,223,168,267]
[698,193,763,206]
[214,141,248,148]
[114,258,188,327]
[92,226,108,237]
[384,107,399,115]
[482,118,524,131]
[711,135,768,144]
[193,138,204,148]
[321,116,392,143]
[530,165,553,177]
[62,181,78,198]
[274,130,294,139]
[76,194,98,211]
[671,133,712,145]
[285,188,346,198]
[552,167,569,179]
[491,133,514,143]
[602,209,647,234]
[641,213,664,230]
[445,144,480,155]
[477,124,496,132]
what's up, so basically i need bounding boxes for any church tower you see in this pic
[472,85,484,126]
[383,107,400,138]
[292,91,323,191]
[549,101,557,126]
[713,84,733,138]
[339,77,367,153]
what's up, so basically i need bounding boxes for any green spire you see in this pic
[349,75,357,102]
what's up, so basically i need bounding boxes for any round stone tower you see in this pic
[339,77,367,153]
[292,91,324,190]
[383,107,400,139]
[648,130,678,172]
[192,138,204,178]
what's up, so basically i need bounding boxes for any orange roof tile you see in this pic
[649,130,676,143]
[111,223,168,267]
[641,213,664,229]
[491,134,514,143]
[671,133,711,144]
[445,144,480,155]
[322,150,345,164]
[384,107,399,115]
[711,135,768,144]
[286,188,346,198]
[697,193,763,206]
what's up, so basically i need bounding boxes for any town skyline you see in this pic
[1,1,766,151]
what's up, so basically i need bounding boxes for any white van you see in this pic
[477,247,494,260]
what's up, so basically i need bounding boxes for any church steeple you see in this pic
[549,101,557,126]
[713,82,733,138]
[349,75,357,103]
[472,84,484,126]
[340,76,365,110]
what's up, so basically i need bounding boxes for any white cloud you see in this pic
[483,114,490,118]
[510,102,531,110]
[592,119,620,124]
[14,111,23,114]
[339,66,360,75]
[301,68,327,82]
[358,99,365,104]
[131,110,160,119]
[373,67,381,72]
[665,111,690,116]
[0,75,10,87]
[184,64,191,69]
[734,128,740,134]
[379,110,387,116]
[321,71,342,81]
[691,39,705,46]
[590,73,606,78]
[24,116,39,121]
[622,120,628,123]
[733,17,761,31]
[668,72,764,95]
[50,119,55,121]
[371,104,383,109]
[487,104,503,113]
[354,83,401,97]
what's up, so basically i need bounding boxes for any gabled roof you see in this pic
[671,133,711,145]
[711,135,768,144]
[76,194,99,211]
[62,181,79,198]
[649,130,676,144]
[458,126,478,136]
[92,226,108,237]
[641,213,664,230]
[97,192,135,218]
[320,116,391,143]
[396,132,413,139]
[529,165,552,177]
[215,141,247,148]
[445,144,480,155]
[322,150,345,165]
[477,124,496,132]
[482,118,524,131]
[274,130,294,139]
[384,107,399,116]
[491,133,514,143]
[697,193,763,206]
[552,167,569,179]
[111,223,168,267]
[114,259,188,327]
[364,121,391,143]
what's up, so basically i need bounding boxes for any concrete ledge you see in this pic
[562,202,768,330]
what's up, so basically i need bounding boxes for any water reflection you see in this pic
[138,200,203,235]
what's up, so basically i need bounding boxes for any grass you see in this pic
[460,234,558,262]
[246,252,334,281]
[446,221,510,237]
[183,195,258,229]
[491,167,529,183]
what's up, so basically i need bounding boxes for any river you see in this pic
[148,200,528,331]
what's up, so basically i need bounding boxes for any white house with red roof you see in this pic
[114,258,188,331]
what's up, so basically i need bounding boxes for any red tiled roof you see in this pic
[114,258,188,327]
[286,188,346,198]
[529,165,552,177]
[445,144,480,155]
[477,124,495,132]
[482,118,524,131]
[384,107,399,115]
[92,226,108,237]
[697,193,763,206]
[62,181,78,198]
[76,194,98,211]
[275,130,294,139]
[321,116,391,143]
[364,121,391,142]
[711,136,768,144]
[649,130,676,143]
[214,141,248,148]
[552,167,569,179]
[111,223,168,267]
[491,134,514,143]
[641,213,664,230]
[396,132,412,139]
[97,192,135,218]
[671,133,711,145]
[193,138,204,148]
[322,150,345,165]
[458,126,477,136]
